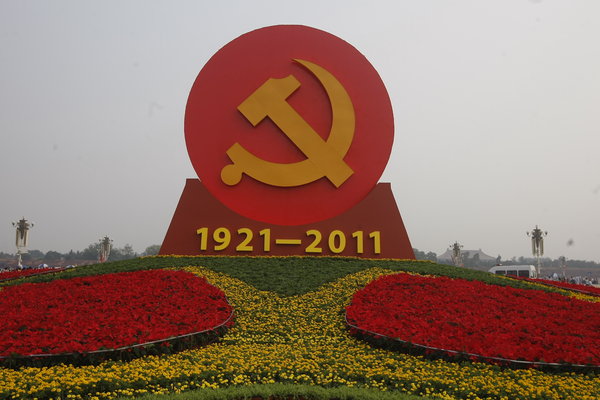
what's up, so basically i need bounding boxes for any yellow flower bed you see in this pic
[1,266,598,400]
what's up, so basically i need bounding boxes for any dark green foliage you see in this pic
[43,251,62,263]
[27,249,46,260]
[143,244,162,256]
[412,248,437,262]
[113,383,430,400]
[2,256,564,297]
[80,243,100,260]
[108,244,137,261]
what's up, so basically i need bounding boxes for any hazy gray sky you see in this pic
[1,1,599,261]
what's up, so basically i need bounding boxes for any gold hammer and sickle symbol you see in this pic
[221,59,355,188]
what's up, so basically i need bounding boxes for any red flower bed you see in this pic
[0,268,61,281]
[0,270,232,357]
[520,277,600,297]
[346,273,600,367]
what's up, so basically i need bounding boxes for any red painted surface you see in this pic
[159,179,414,259]
[185,25,394,225]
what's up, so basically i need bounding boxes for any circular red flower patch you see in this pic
[346,273,600,367]
[0,269,232,357]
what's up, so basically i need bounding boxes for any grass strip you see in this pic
[0,256,566,297]
[113,383,430,400]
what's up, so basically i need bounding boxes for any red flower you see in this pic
[346,273,600,366]
[0,270,232,356]
[0,268,62,281]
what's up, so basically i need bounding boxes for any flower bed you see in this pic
[0,267,63,282]
[0,269,233,365]
[518,277,600,297]
[346,273,600,368]
[1,264,599,400]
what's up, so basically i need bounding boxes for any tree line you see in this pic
[2,246,597,269]
[413,248,600,270]
[0,244,161,264]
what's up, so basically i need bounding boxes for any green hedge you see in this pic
[1,255,564,297]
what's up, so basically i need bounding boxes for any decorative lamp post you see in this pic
[527,225,547,278]
[450,241,463,267]
[559,256,567,280]
[98,236,113,263]
[12,217,34,268]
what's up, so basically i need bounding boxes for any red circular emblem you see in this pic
[185,25,393,225]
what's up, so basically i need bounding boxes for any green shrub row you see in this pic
[114,383,431,400]
[1,256,564,297]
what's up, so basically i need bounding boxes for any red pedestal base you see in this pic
[160,179,414,259]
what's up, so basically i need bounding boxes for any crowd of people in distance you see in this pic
[546,272,599,286]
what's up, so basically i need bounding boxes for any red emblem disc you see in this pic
[185,25,394,225]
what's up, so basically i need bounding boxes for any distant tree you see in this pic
[412,248,426,260]
[425,251,437,262]
[43,251,62,263]
[28,249,45,259]
[142,245,161,256]
[412,249,438,262]
[81,244,99,260]
[554,258,600,269]
[108,247,123,261]
[107,244,137,261]
[64,250,77,261]
[121,244,136,259]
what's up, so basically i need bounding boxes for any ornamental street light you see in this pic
[559,256,567,280]
[98,236,113,263]
[449,241,463,267]
[12,217,33,268]
[527,225,547,278]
